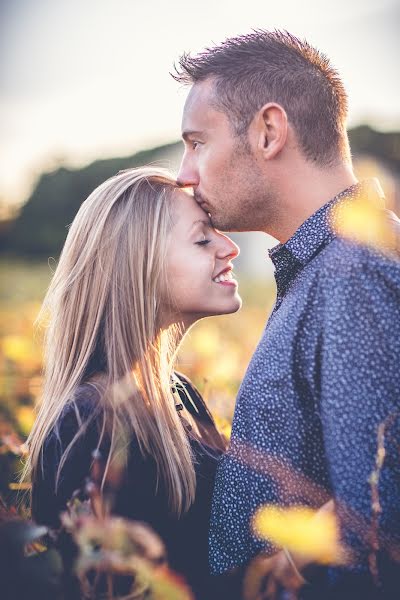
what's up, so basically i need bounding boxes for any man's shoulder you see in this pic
[309,237,400,316]
[318,235,400,281]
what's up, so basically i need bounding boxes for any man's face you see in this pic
[177,79,268,232]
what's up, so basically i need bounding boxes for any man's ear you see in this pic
[254,103,288,159]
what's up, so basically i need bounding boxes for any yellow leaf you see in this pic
[2,335,34,363]
[16,406,35,436]
[331,197,397,251]
[253,504,343,564]
[1,334,41,370]
[9,482,31,490]
[151,568,194,600]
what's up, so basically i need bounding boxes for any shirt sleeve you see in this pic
[316,246,400,594]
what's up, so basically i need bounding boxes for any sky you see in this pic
[0,0,399,209]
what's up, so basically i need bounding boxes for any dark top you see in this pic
[32,372,225,599]
[210,180,400,597]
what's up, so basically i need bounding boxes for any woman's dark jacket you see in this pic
[31,372,226,599]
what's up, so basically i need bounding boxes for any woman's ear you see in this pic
[254,103,288,160]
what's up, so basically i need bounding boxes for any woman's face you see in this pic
[163,189,242,326]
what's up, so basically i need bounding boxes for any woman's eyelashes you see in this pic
[195,238,211,246]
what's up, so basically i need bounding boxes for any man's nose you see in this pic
[177,154,199,188]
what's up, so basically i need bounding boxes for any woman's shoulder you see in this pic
[67,380,104,416]
[50,382,103,441]
[32,384,106,527]
[173,371,227,452]
[38,382,107,495]
[172,371,210,419]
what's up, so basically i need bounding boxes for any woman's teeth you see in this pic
[213,271,234,283]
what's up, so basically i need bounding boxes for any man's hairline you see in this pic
[186,76,346,168]
[187,76,253,141]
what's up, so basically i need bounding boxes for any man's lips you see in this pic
[194,195,209,209]
[199,201,211,215]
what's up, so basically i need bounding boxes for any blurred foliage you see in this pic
[0,258,275,500]
[0,512,63,600]
[0,444,194,600]
[0,255,277,598]
[0,141,181,256]
[349,125,400,171]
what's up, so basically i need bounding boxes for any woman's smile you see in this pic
[163,189,242,325]
[212,267,238,286]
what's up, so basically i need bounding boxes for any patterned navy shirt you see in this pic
[209,180,400,594]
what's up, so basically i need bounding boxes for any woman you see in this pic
[27,166,242,598]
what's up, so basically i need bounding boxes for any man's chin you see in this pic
[210,216,243,233]
[209,213,226,230]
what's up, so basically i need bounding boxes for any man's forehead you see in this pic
[182,80,229,139]
[182,80,217,130]
[186,78,215,106]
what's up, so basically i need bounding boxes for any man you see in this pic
[173,31,400,598]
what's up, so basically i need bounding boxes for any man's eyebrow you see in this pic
[182,130,203,142]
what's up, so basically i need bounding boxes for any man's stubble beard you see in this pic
[210,148,276,233]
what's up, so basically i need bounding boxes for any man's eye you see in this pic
[195,239,211,246]
[192,141,200,150]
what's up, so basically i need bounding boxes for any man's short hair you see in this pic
[172,30,350,167]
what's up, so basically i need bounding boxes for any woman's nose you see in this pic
[216,234,240,260]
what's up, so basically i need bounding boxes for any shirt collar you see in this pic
[268,179,385,292]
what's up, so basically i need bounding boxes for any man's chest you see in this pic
[232,267,326,455]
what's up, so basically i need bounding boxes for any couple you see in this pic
[28,31,400,598]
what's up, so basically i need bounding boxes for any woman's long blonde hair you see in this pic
[26,166,196,515]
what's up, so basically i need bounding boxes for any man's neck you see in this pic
[271,161,358,244]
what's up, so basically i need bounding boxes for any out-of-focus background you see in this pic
[1,0,399,479]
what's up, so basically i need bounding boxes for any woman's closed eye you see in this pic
[195,236,211,246]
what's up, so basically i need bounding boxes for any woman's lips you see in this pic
[215,280,238,287]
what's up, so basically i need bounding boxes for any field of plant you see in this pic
[0,258,281,599]
[0,255,275,428]
[0,258,276,495]
[1,246,395,598]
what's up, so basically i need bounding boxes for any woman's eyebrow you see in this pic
[189,219,212,233]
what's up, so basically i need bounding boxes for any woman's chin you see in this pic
[229,296,243,314]
[179,296,243,326]
[210,296,243,317]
